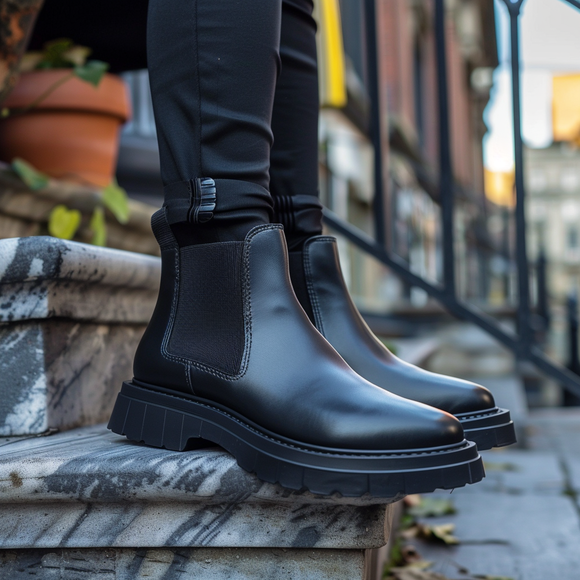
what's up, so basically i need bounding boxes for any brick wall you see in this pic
[376,0,488,190]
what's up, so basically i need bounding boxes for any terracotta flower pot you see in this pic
[0,70,131,187]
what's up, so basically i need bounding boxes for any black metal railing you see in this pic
[323,0,580,397]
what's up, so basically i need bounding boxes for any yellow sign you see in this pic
[484,169,515,207]
[553,74,580,144]
[315,0,347,108]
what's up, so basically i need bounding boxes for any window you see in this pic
[561,169,580,192]
[529,169,547,192]
[568,226,579,251]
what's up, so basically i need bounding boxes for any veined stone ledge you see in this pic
[0,237,160,436]
[0,236,160,323]
[0,424,395,551]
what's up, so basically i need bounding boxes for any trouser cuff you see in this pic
[272,194,323,237]
[163,178,273,227]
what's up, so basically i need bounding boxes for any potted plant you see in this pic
[0,38,131,188]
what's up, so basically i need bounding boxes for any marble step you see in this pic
[0,236,160,436]
[0,424,395,579]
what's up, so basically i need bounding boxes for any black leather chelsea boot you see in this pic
[288,235,516,451]
[109,211,484,497]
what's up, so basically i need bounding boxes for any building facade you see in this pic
[318,0,499,312]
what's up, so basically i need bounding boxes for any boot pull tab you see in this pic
[189,177,217,224]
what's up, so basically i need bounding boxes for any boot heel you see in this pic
[108,383,205,451]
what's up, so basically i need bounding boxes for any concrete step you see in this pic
[406,445,580,580]
[426,323,516,378]
[0,424,395,579]
[0,237,160,436]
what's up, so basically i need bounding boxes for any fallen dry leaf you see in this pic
[408,497,456,518]
[404,494,423,508]
[429,524,460,545]
[401,523,459,545]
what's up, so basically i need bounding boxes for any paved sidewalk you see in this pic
[399,408,580,580]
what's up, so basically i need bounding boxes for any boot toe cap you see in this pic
[434,378,495,415]
[379,362,497,417]
[311,380,467,451]
[381,398,465,450]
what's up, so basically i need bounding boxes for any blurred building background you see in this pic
[7,0,580,407]
[15,0,526,384]
[36,0,501,318]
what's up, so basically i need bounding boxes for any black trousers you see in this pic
[147,0,324,246]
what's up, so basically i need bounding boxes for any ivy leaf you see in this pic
[62,45,91,66]
[48,205,81,240]
[90,206,107,246]
[73,60,109,87]
[102,180,130,224]
[40,38,74,68]
[11,158,49,190]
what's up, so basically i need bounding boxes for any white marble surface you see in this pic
[0,321,143,436]
[0,237,159,435]
[0,236,160,323]
[0,424,394,550]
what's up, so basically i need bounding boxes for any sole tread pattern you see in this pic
[108,381,485,498]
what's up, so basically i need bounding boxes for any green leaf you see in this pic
[48,205,81,240]
[399,514,417,531]
[24,39,96,71]
[102,180,130,224]
[90,206,107,246]
[1,108,9,118]
[42,38,74,66]
[73,60,109,87]
[11,158,49,190]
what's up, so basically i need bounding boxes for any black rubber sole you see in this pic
[457,407,516,450]
[108,381,485,497]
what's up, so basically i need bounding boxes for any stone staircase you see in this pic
[0,424,394,579]
[0,236,159,436]
[0,236,396,579]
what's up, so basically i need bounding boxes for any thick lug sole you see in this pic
[108,381,484,498]
[457,407,516,450]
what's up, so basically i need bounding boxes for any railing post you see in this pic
[536,249,550,331]
[434,0,456,299]
[564,292,580,406]
[364,0,388,248]
[502,207,511,300]
[322,0,580,400]
[502,0,533,354]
